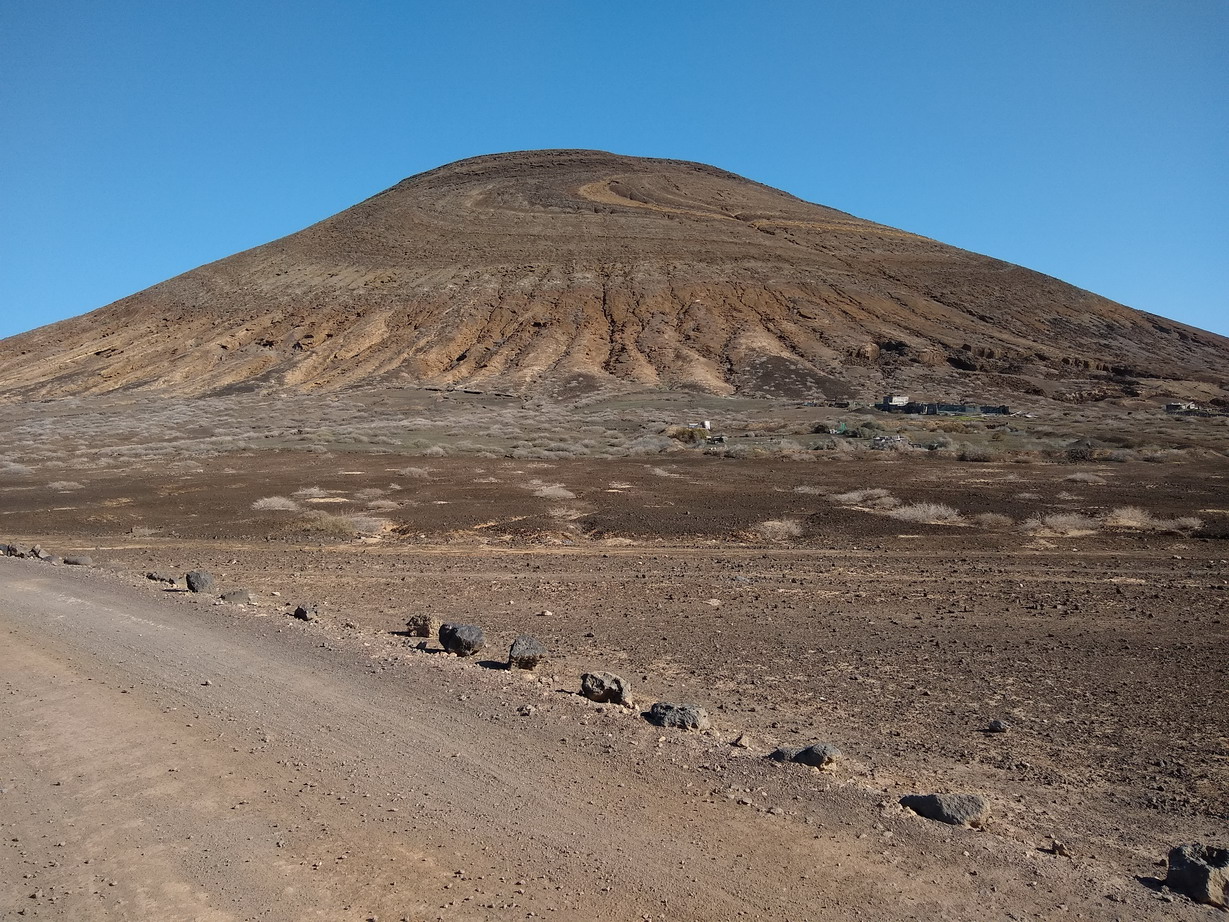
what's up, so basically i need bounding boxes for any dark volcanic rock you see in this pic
[647,702,710,731]
[580,672,632,706]
[900,793,990,827]
[794,743,842,767]
[1166,843,1229,907]
[768,746,805,762]
[507,635,547,670]
[293,603,318,621]
[439,622,485,656]
[185,570,215,593]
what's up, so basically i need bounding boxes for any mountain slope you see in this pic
[2,149,1226,403]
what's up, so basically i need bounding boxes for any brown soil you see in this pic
[2,150,1227,404]
[3,443,1226,920]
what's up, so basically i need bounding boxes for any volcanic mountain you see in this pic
[2,149,1227,403]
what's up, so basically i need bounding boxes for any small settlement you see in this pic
[876,395,1011,416]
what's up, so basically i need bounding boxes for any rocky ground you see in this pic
[2,436,1227,919]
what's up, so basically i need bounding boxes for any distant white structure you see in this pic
[884,395,909,407]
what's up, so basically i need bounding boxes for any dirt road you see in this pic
[0,559,1199,920]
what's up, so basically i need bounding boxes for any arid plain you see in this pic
[2,385,1227,921]
[2,151,1227,920]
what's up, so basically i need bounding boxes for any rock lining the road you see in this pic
[186,570,216,593]
[4,538,1223,914]
[768,742,842,768]
[647,701,710,731]
[293,602,319,621]
[580,672,632,706]
[1165,842,1229,907]
[406,613,443,637]
[439,622,485,656]
[507,634,547,670]
[900,793,990,828]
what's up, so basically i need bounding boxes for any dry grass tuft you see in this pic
[398,466,432,479]
[971,512,1014,529]
[1063,472,1107,484]
[1023,513,1100,536]
[292,486,330,499]
[1103,506,1156,529]
[1104,506,1203,532]
[829,488,893,505]
[299,511,391,536]
[756,519,804,541]
[47,480,83,490]
[533,483,576,500]
[888,502,962,524]
[252,496,301,512]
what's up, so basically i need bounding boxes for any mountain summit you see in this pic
[2,149,1226,402]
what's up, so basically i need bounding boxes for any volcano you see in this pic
[2,149,1226,403]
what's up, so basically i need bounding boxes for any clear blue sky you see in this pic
[2,0,1225,340]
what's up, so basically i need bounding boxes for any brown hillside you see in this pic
[2,148,1226,403]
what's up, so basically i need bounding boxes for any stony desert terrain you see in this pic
[2,387,1226,921]
[3,150,1227,919]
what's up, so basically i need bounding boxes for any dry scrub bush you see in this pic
[663,424,706,444]
[1104,506,1202,532]
[1170,516,1205,532]
[958,444,996,462]
[829,488,893,505]
[972,512,1014,529]
[366,499,401,511]
[1,461,33,475]
[533,484,576,500]
[299,511,391,536]
[624,434,676,455]
[1063,472,1106,484]
[1103,506,1156,529]
[47,480,83,490]
[888,502,962,524]
[756,519,803,541]
[1023,513,1100,536]
[793,485,823,494]
[292,486,330,499]
[253,496,301,512]
[547,506,588,520]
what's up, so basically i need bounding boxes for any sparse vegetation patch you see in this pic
[252,496,301,511]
